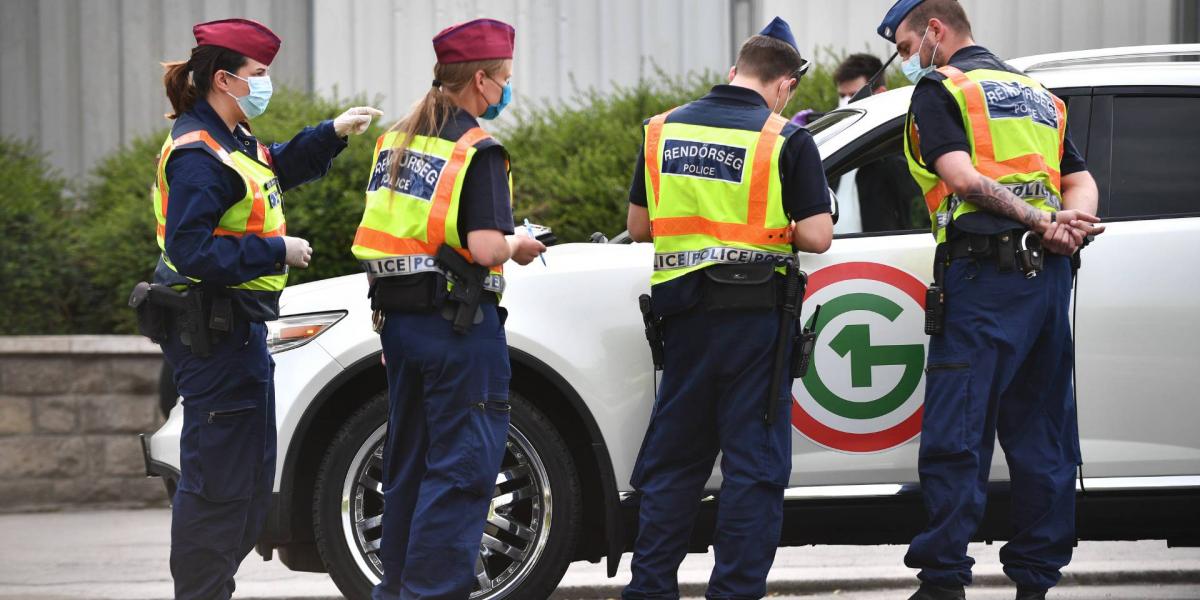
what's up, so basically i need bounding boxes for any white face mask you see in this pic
[772,81,794,114]
[838,96,851,108]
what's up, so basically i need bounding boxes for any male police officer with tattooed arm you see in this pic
[878,1,1105,599]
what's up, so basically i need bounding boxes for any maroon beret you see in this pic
[193,18,281,66]
[432,18,515,64]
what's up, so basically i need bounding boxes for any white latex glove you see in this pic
[282,236,313,268]
[333,106,384,137]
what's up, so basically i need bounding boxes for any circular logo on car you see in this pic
[791,262,928,453]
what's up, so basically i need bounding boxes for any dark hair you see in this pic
[902,0,973,38]
[161,45,248,120]
[734,35,805,84]
[834,53,884,85]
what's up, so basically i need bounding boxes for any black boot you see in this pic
[1016,587,1048,600]
[907,582,966,600]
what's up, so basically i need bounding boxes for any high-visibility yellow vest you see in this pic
[905,65,1067,243]
[152,126,287,291]
[643,108,795,286]
[352,127,506,293]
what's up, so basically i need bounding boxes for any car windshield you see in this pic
[807,109,866,147]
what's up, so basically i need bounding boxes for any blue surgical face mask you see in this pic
[901,27,940,84]
[481,77,512,120]
[225,71,273,119]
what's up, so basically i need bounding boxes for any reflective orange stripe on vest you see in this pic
[160,130,282,239]
[351,127,493,264]
[646,111,791,245]
[644,109,675,208]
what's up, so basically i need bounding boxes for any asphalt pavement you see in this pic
[1,509,1198,600]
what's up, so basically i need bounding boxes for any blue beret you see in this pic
[759,16,798,52]
[878,0,925,43]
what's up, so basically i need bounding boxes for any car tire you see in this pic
[312,388,582,600]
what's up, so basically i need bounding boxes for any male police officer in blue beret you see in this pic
[623,17,833,600]
[877,1,1106,599]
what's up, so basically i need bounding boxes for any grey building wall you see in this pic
[1,0,1193,177]
[760,0,1179,63]
[0,0,310,178]
[310,0,752,128]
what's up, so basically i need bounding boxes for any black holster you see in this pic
[436,244,488,335]
[638,294,664,371]
[766,264,808,425]
[128,282,220,357]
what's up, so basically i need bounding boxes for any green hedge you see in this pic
[0,139,79,334]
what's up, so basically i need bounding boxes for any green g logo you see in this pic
[791,262,930,453]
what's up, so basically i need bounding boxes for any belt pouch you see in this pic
[370,272,447,312]
[701,263,779,311]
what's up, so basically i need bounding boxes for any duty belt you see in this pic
[362,255,506,293]
[654,245,796,271]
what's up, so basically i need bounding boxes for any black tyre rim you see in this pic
[340,422,554,598]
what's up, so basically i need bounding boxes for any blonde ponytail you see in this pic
[386,59,507,186]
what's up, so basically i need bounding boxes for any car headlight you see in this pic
[266,311,346,354]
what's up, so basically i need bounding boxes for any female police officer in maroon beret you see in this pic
[153,18,380,599]
[349,17,544,599]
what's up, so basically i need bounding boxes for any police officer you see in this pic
[876,1,1106,598]
[350,18,544,599]
[623,17,833,600]
[154,18,379,599]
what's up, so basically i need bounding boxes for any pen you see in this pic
[525,218,547,266]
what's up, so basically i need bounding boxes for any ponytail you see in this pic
[386,59,507,187]
[162,60,196,120]
[160,45,248,121]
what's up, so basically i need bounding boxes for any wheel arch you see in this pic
[272,346,625,577]
[507,347,624,576]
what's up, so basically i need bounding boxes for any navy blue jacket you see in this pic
[154,97,347,321]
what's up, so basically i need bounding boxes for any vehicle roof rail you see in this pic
[1010,44,1200,72]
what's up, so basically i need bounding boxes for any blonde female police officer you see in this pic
[154,19,379,600]
[350,18,544,599]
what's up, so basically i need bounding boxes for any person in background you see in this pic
[830,53,929,233]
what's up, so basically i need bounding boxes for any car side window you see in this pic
[824,119,928,237]
[1108,95,1200,219]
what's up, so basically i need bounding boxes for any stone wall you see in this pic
[0,336,169,512]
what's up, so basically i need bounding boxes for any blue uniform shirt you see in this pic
[909,46,1087,236]
[434,107,516,238]
[628,84,831,314]
[160,97,347,320]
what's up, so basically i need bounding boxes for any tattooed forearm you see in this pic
[961,176,1046,230]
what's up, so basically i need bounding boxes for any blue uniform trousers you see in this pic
[624,306,792,600]
[162,320,276,600]
[905,254,1081,591]
[373,304,511,600]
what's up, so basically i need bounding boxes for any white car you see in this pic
[144,44,1200,599]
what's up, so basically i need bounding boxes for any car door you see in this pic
[786,112,936,488]
[786,88,1098,489]
[1072,87,1200,483]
